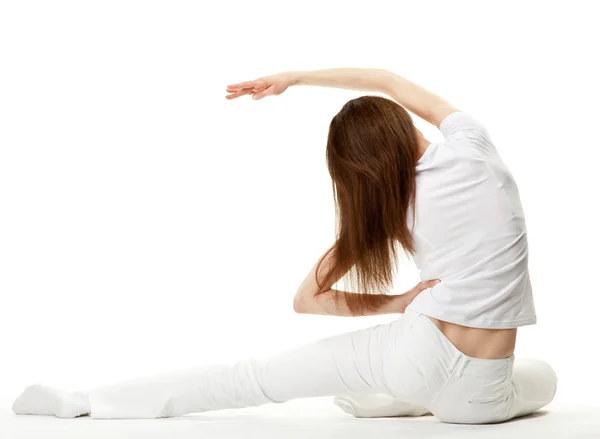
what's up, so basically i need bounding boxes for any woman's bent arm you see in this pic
[294,289,405,316]
[292,245,439,317]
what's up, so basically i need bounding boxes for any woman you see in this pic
[12,68,557,424]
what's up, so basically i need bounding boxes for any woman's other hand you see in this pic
[398,279,440,313]
[225,72,297,101]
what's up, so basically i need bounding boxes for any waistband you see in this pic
[403,309,514,379]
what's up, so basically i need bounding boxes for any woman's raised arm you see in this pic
[225,68,460,128]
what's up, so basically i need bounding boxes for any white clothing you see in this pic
[81,310,556,423]
[406,111,537,328]
[11,111,552,425]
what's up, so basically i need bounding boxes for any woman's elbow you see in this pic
[293,295,307,314]
[294,293,320,314]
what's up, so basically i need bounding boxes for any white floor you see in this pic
[2,398,599,439]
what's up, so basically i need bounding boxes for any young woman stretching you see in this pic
[12,68,557,424]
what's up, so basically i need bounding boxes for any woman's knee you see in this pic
[512,358,558,407]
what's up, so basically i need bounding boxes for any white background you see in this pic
[1,0,598,411]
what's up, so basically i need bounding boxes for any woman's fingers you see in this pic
[227,78,268,92]
[415,279,440,292]
[225,88,253,100]
[225,77,280,100]
[226,80,256,91]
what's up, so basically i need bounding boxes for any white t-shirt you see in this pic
[404,111,536,329]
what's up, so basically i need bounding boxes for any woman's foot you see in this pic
[334,394,431,418]
[12,385,90,418]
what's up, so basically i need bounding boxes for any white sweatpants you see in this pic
[89,310,557,423]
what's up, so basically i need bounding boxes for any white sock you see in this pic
[12,385,91,418]
[333,394,431,418]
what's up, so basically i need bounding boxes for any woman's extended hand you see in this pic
[225,72,297,101]
[398,279,440,313]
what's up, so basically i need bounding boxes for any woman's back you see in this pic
[428,317,517,358]
[407,111,536,358]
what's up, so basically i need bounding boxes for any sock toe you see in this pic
[12,385,90,418]
[13,385,57,416]
[334,396,359,417]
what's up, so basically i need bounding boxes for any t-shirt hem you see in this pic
[405,304,537,329]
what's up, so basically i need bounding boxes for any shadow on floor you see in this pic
[168,409,550,425]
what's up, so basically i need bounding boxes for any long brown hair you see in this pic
[314,95,419,315]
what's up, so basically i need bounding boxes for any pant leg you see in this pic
[89,316,421,419]
[436,356,558,424]
[508,358,558,419]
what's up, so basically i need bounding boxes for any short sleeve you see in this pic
[439,111,496,154]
